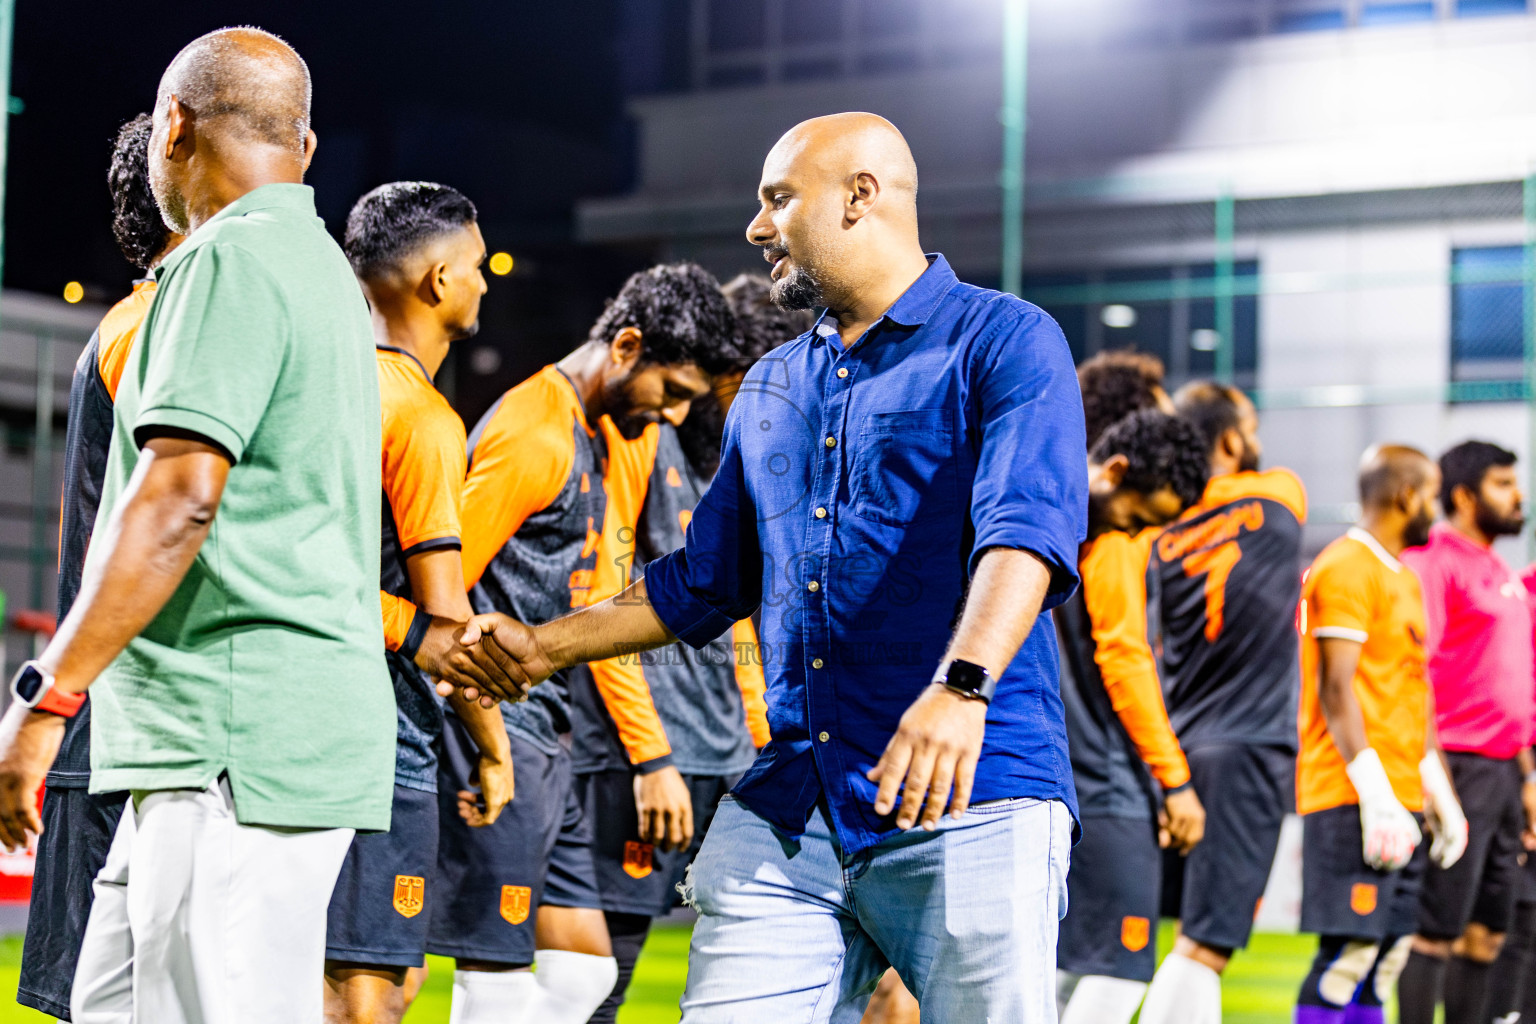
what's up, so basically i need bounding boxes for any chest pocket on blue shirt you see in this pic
[850,409,961,527]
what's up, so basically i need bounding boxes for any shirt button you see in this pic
[825,436,837,448]
[818,731,830,743]
[807,580,820,593]
[815,507,827,519]
[837,367,849,379]
[812,658,824,669]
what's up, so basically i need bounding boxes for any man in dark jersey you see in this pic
[1140,380,1308,1024]
[16,113,182,1023]
[436,263,741,1024]
[1056,389,1209,1024]
[323,182,514,1024]
[569,273,805,1023]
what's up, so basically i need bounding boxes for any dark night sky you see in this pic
[6,0,688,422]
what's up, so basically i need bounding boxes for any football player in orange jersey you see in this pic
[1292,445,1465,1024]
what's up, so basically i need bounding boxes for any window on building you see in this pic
[1273,3,1347,32]
[1451,246,1527,383]
[1359,2,1436,25]
[1023,261,1260,388]
[1457,0,1530,16]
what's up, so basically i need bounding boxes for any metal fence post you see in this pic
[1215,186,1237,384]
[1000,0,1027,297]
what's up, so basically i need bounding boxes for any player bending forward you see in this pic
[1293,445,1467,1024]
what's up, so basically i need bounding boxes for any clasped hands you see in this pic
[421,612,554,707]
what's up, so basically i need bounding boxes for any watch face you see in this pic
[945,660,988,693]
[13,664,44,703]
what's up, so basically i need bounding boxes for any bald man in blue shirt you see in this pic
[457,112,1088,1023]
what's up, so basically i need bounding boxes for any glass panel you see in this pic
[1359,2,1436,25]
[781,58,841,82]
[1451,247,1526,381]
[709,0,765,52]
[783,0,845,47]
[857,0,923,41]
[705,63,767,87]
[1457,0,1530,16]
[1274,5,1348,32]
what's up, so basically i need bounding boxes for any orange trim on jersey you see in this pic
[378,348,466,554]
[1196,468,1308,524]
[460,365,584,589]
[732,618,770,748]
[381,591,418,652]
[583,417,672,765]
[1081,531,1191,791]
[96,279,157,401]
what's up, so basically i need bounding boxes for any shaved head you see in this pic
[746,112,927,316]
[158,27,310,154]
[1359,444,1433,508]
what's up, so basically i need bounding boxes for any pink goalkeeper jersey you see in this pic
[1401,523,1536,759]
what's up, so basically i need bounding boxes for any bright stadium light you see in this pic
[1190,328,1220,351]
[488,252,514,276]
[62,281,83,304]
[1101,304,1137,328]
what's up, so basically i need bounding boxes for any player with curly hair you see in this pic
[1078,349,1173,450]
[1055,405,1211,1024]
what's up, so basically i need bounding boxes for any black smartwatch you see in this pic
[933,658,995,704]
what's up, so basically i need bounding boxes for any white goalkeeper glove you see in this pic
[1346,748,1422,871]
[1420,751,1468,869]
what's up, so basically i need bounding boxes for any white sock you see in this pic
[449,969,538,1024]
[532,949,620,1023]
[1139,953,1221,1024]
[1059,975,1148,1024]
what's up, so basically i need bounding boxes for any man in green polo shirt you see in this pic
[0,28,442,1024]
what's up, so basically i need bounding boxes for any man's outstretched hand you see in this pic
[0,704,64,852]
[431,613,556,706]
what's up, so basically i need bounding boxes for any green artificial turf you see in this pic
[0,923,1337,1023]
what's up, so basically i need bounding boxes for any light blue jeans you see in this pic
[678,794,1073,1023]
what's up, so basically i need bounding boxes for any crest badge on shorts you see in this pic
[501,885,532,925]
[624,841,655,879]
[393,875,425,919]
[1120,916,1150,952]
[1350,883,1378,916]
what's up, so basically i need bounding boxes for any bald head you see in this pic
[747,112,928,316]
[1359,444,1433,508]
[158,27,310,154]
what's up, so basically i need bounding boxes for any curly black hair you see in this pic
[722,273,815,368]
[343,181,478,279]
[589,263,742,376]
[1091,409,1210,509]
[1078,349,1167,450]
[108,114,172,271]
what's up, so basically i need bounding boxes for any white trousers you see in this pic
[71,779,354,1024]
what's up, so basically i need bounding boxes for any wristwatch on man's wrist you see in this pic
[933,658,996,705]
[10,661,84,718]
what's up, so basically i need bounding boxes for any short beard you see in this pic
[1238,442,1261,474]
[1474,502,1525,538]
[150,172,190,236]
[450,319,481,343]
[602,368,655,441]
[1404,508,1435,549]
[771,264,826,312]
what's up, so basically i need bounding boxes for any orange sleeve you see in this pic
[732,617,770,747]
[460,388,577,589]
[382,383,466,554]
[584,418,673,767]
[1082,532,1191,790]
[1307,551,1373,642]
[97,283,155,401]
[381,591,421,652]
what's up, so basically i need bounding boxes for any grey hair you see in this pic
[157,27,311,153]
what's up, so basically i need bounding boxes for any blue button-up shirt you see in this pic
[646,255,1087,854]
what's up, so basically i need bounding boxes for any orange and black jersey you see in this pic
[377,346,466,791]
[1059,530,1190,819]
[1151,469,1308,750]
[50,280,156,787]
[570,421,769,777]
[462,364,606,753]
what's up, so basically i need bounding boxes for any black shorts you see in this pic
[576,770,736,917]
[426,717,601,966]
[1058,815,1162,981]
[1417,751,1525,939]
[1161,742,1293,951]
[325,783,440,969]
[18,786,127,1020]
[1301,804,1428,940]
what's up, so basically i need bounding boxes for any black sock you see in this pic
[1491,900,1536,1021]
[1396,950,1446,1024]
[584,911,652,1024]
[1445,955,1495,1024]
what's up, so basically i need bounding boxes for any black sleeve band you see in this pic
[634,753,676,775]
[398,605,432,664]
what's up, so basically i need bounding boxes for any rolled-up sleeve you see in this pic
[644,410,764,647]
[966,306,1088,607]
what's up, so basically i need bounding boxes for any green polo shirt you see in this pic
[86,183,394,831]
